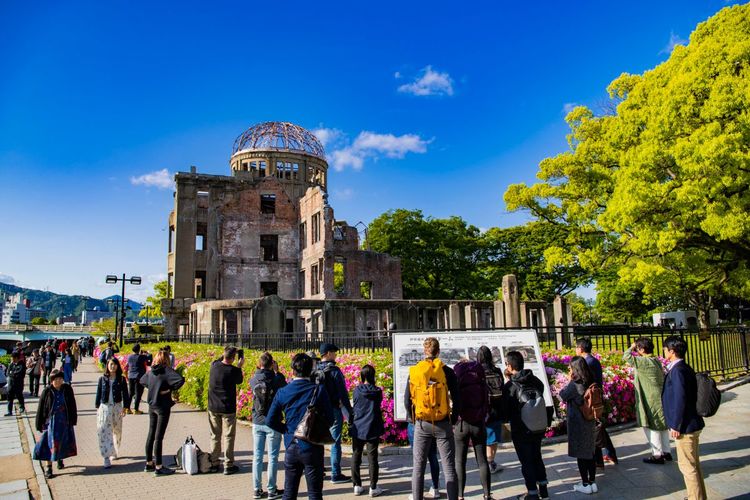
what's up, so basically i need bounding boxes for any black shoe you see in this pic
[154,466,175,476]
[518,494,539,500]
[208,465,220,473]
[331,474,350,484]
[538,483,549,499]
[662,452,673,462]
[643,455,665,465]
[57,460,64,470]
[44,467,54,479]
[253,490,265,499]
[144,463,156,472]
[3,413,12,417]
[268,490,283,500]
[223,465,239,475]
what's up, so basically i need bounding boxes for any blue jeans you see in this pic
[408,422,440,490]
[283,441,324,500]
[253,424,282,492]
[329,407,343,476]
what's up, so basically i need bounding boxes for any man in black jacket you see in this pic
[41,345,57,387]
[317,343,353,484]
[5,352,25,415]
[662,336,706,500]
[208,346,245,476]
[502,351,549,500]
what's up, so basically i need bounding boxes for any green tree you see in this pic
[139,280,168,320]
[92,317,116,335]
[31,317,49,325]
[366,209,487,299]
[480,222,592,303]
[505,5,750,327]
[566,292,599,325]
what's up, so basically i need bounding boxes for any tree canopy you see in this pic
[139,280,168,319]
[504,5,750,325]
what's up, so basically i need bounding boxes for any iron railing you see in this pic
[128,325,749,378]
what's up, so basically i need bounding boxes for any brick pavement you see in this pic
[19,359,750,500]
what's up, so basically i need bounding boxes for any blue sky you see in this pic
[0,1,741,302]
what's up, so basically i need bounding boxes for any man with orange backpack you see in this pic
[404,337,461,500]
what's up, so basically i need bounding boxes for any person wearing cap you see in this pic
[317,342,354,484]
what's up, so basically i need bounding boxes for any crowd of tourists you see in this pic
[1,334,710,500]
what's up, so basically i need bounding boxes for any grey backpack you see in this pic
[515,383,548,434]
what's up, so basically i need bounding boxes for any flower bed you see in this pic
[94,343,642,443]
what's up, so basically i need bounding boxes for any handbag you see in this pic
[293,385,334,446]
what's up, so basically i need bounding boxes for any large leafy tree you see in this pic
[480,222,591,303]
[366,209,488,299]
[505,5,750,326]
[139,280,168,320]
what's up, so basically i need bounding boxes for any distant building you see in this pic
[81,307,115,326]
[652,309,719,328]
[1,293,47,324]
[56,315,78,325]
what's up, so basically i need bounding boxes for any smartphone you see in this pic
[238,349,244,359]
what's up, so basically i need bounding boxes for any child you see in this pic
[350,364,387,497]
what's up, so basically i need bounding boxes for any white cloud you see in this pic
[397,65,455,97]
[562,102,579,114]
[130,168,173,190]
[312,128,344,149]
[0,273,15,285]
[332,188,354,201]
[394,71,402,79]
[660,31,687,54]
[328,131,430,171]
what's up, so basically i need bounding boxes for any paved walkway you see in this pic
[14,359,750,499]
[0,401,47,500]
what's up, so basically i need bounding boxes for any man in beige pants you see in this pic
[207,346,245,474]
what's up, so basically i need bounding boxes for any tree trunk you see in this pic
[689,291,713,330]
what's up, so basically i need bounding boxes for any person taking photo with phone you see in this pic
[207,346,245,475]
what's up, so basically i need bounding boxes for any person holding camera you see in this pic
[126,344,152,415]
[207,346,245,475]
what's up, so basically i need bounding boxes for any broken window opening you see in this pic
[196,223,207,251]
[334,257,345,294]
[312,212,321,243]
[299,222,307,250]
[299,270,305,298]
[168,226,175,253]
[360,281,372,299]
[292,163,299,180]
[333,225,345,241]
[259,161,267,177]
[261,194,276,214]
[260,281,278,297]
[260,234,279,261]
[311,264,320,295]
[194,271,206,299]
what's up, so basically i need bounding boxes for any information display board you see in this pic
[392,330,553,421]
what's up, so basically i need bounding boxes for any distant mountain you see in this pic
[0,282,142,322]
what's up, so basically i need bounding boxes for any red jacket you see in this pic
[58,341,68,353]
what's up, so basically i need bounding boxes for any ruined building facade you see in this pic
[161,122,572,339]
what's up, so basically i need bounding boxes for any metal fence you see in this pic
[132,325,749,378]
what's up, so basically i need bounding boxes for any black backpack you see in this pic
[253,378,276,417]
[696,372,721,418]
[316,364,338,404]
[485,368,504,421]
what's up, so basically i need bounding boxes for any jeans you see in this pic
[208,411,237,467]
[128,378,144,411]
[329,407,343,476]
[352,438,379,488]
[644,428,671,456]
[412,419,458,500]
[408,422,440,490]
[28,373,40,396]
[145,409,171,466]
[283,441,324,500]
[454,421,490,498]
[253,423,282,491]
[42,367,53,387]
[577,458,596,485]
[7,386,24,414]
[511,433,547,494]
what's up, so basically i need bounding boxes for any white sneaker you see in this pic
[370,487,388,497]
[573,483,593,494]
[103,457,111,469]
[354,486,366,496]
[591,483,598,493]
[426,488,441,499]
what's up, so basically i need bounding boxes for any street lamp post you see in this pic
[106,274,141,348]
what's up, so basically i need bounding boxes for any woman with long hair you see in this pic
[34,369,77,479]
[139,349,185,476]
[560,356,598,495]
[61,348,76,384]
[477,345,505,475]
[96,358,130,468]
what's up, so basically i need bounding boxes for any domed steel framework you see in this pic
[232,122,326,160]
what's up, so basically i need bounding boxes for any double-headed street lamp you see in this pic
[106,274,141,348]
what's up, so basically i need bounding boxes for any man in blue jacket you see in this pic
[662,336,706,500]
[267,353,334,500]
[316,343,353,484]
